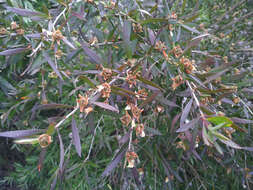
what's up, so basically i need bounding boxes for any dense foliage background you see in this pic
[0,0,253,189]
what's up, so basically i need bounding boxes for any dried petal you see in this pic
[126,151,138,168]
[38,134,52,148]
[171,75,184,90]
[101,68,112,81]
[77,94,89,112]
[101,82,111,98]
[130,104,143,121]
[136,123,145,137]
[120,111,132,126]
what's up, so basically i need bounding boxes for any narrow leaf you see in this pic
[14,137,39,145]
[101,148,127,177]
[177,117,199,132]
[78,75,96,88]
[37,103,73,110]
[81,43,102,64]
[5,6,41,16]
[148,28,156,45]
[179,23,201,34]
[57,130,64,173]
[231,117,253,124]
[43,51,63,80]
[0,47,27,56]
[137,76,164,91]
[123,20,131,43]
[92,102,119,113]
[0,129,44,138]
[203,68,229,84]
[207,116,233,127]
[180,98,193,128]
[72,117,81,157]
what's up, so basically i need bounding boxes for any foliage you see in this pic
[0,0,253,189]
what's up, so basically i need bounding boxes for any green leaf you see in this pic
[78,75,96,88]
[140,18,168,25]
[211,131,230,141]
[207,116,233,127]
[137,76,164,91]
[14,137,39,145]
[209,122,226,131]
[46,124,55,135]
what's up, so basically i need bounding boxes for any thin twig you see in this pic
[83,116,103,163]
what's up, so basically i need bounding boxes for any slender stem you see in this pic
[54,105,79,129]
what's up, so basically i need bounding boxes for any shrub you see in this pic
[0,0,252,189]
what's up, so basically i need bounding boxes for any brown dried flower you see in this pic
[101,82,111,98]
[120,111,132,126]
[126,151,138,168]
[135,123,145,137]
[155,105,164,113]
[180,57,195,74]
[136,89,148,100]
[126,71,137,88]
[132,23,143,33]
[16,28,24,35]
[0,27,7,35]
[38,134,52,148]
[232,97,240,104]
[55,49,63,59]
[172,45,183,58]
[171,75,184,90]
[52,30,64,45]
[84,106,93,115]
[101,67,112,81]
[77,94,89,112]
[155,41,166,52]
[130,104,143,121]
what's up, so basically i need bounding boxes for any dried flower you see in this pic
[132,23,143,33]
[136,89,148,100]
[101,82,111,98]
[180,57,195,74]
[77,94,89,112]
[38,134,52,148]
[172,45,183,58]
[138,168,144,175]
[126,151,138,168]
[120,111,132,126]
[126,71,137,88]
[52,29,64,45]
[171,75,184,90]
[125,59,137,67]
[155,105,164,113]
[101,67,112,81]
[16,28,24,35]
[155,41,166,52]
[11,21,19,30]
[135,123,145,137]
[55,49,63,59]
[232,97,240,104]
[130,104,143,121]
[84,106,93,115]
[0,27,8,35]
